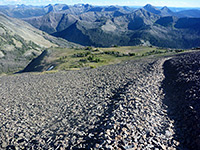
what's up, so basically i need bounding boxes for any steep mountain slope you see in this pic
[161,6,174,16]
[155,16,177,27]
[175,18,200,29]
[24,12,79,34]
[23,5,132,35]
[126,8,160,29]
[0,13,77,74]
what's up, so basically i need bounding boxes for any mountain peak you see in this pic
[144,4,154,8]
[143,4,161,15]
[161,6,173,16]
[45,4,53,8]
[161,6,172,12]
[162,6,168,9]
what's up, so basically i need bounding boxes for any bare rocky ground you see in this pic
[0,53,199,149]
[163,51,200,150]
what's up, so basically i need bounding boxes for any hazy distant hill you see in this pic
[176,9,200,18]
[0,13,78,73]
[0,5,46,18]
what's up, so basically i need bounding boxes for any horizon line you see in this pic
[0,3,199,8]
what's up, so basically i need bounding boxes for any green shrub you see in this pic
[90,65,96,68]
[73,52,91,57]
[128,53,136,56]
[104,51,125,57]
[59,56,68,63]
[79,59,88,63]
[69,63,83,68]
[94,49,100,52]
[87,55,101,62]
[175,49,184,53]
[142,50,166,56]
[113,45,118,47]
[85,46,93,51]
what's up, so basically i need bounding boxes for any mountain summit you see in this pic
[161,6,174,16]
[143,4,161,15]
[161,6,172,12]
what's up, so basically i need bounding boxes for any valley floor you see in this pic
[0,52,199,149]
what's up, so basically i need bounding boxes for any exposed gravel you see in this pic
[0,55,192,149]
[163,51,200,150]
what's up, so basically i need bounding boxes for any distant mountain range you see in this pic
[0,4,200,49]
[0,4,199,19]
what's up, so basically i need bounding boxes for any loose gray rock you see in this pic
[1,53,197,149]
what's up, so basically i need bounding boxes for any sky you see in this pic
[0,0,200,7]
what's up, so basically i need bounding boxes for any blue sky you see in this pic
[1,0,200,7]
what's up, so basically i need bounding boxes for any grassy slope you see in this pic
[24,46,186,72]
